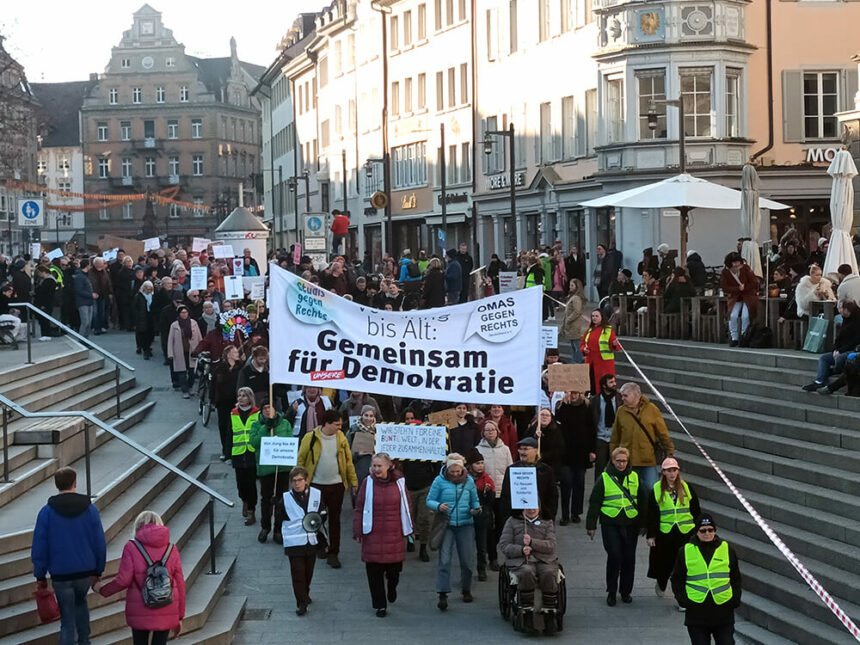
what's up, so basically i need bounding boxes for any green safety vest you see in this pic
[684,541,733,605]
[585,326,614,360]
[231,411,256,457]
[525,269,538,288]
[49,265,64,289]
[654,481,695,534]
[600,470,639,519]
[540,256,552,291]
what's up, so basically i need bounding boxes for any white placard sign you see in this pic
[259,436,299,466]
[212,244,235,259]
[232,258,244,276]
[498,271,518,293]
[30,243,41,260]
[189,266,208,291]
[349,415,360,429]
[143,237,160,252]
[46,248,63,261]
[224,275,244,300]
[192,237,210,252]
[540,326,558,354]
[509,467,539,510]
[375,423,448,462]
[250,280,265,301]
[102,248,118,262]
[286,390,303,405]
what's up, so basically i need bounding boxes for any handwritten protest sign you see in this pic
[102,248,118,262]
[375,423,447,461]
[540,326,558,354]
[192,237,210,252]
[509,467,538,510]
[259,437,299,466]
[250,280,265,301]
[498,271,518,293]
[547,363,590,394]
[189,266,208,291]
[212,244,234,259]
[143,237,160,252]
[427,408,459,429]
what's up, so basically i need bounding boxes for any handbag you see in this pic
[429,484,466,551]
[803,315,828,353]
[630,413,667,466]
[33,583,60,623]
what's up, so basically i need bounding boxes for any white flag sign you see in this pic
[212,244,235,259]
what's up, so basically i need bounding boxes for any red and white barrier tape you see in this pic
[619,343,860,642]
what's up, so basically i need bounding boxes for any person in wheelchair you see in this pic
[498,506,560,634]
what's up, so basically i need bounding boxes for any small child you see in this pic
[467,449,496,580]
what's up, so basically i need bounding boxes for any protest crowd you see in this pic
[8,232,746,645]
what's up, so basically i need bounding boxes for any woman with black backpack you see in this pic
[94,510,185,645]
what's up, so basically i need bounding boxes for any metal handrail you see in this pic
[9,302,135,371]
[0,393,233,508]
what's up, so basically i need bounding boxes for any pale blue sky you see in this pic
[2,0,325,82]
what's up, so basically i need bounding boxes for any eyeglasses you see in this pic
[697,527,715,534]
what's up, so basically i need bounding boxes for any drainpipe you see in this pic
[751,0,773,162]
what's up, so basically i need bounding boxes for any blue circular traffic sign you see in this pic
[307,216,323,232]
[22,201,40,219]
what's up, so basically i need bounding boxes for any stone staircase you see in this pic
[0,344,245,644]
[607,337,860,645]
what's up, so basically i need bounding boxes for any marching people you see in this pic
[500,437,559,522]
[401,455,438,563]
[647,458,700,600]
[448,402,480,456]
[166,305,202,398]
[347,405,378,485]
[94,511,185,645]
[611,382,675,492]
[671,514,742,645]
[466,449,495,581]
[498,506,561,635]
[231,387,260,526]
[289,386,334,440]
[478,404,518,461]
[581,308,621,394]
[353,453,413,617]
[426,453,481,610]
[31,467,107,645]
[590,374,621,480]
[586,447,647,606]
[249,403,294,544]
[297,409,359,569]
[554,391,597,524]
[213,345,244,462]
[475,420,513,570]
[281,466,325,616]
[523,408,565,486]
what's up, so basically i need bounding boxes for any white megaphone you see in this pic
[302,512,324,533]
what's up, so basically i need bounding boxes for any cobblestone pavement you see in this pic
[93,331,701,644]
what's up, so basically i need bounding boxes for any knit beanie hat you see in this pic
[445,453,465,469]
[466,448,484,467]
[695,513,716,531]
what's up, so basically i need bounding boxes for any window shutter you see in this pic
[576,94,587,157]
[844,68,859,113]
[782,70,804,143]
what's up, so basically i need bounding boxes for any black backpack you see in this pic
[739,322,773,349]
[131,540,174,608]
[406,261,420,279]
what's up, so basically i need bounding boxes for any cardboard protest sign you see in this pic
[259,437,299,466]
[547,363,590,394]
[189,266,208,291]
[375,423,447,461]
[224,275,244,300]
[427,408,459,429]
[192,237,210,252]
[212,244,235,259]
[509,467,539,510]
[143,237,160,252]
[498,271,518,293]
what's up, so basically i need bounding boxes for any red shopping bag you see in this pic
[33,584,60,623]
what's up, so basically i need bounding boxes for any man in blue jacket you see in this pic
[72,258,96,338]
[445,249,462,305]
[31,467,106,645]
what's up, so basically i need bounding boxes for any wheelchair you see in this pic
[498,563,566,634]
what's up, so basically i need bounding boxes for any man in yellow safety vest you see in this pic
[671,513,742,645]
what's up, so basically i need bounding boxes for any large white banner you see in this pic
[269,265,542,404]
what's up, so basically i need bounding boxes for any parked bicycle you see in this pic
[195,351,214,426]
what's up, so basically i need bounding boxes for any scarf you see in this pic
[602,390,617,427]
[143,293,152,311]
[201,311,218,332]
[362,476,413,536]
[305,396,324,432]
[177,316,192,340]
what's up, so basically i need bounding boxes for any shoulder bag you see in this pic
[629,412,667,466]
[429,483,466,551]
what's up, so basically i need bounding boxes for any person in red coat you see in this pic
[353,453,413,617]
[580,309,620,394]
[94,511,185,645]
[719,252,759,346]
[479,405,518,461]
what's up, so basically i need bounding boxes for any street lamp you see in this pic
[260,167,283,251]
[287,172,311,246]
[370,0,393,254]
[483,123,517,246]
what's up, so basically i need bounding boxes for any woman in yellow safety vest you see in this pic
[231,387,260,527]
[646,457,700,600]
[670,513,742,644]
[585,447,647,607]
[580,308,621,394]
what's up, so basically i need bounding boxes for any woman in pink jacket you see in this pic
[353,453,413,618]
[95,511,185,645]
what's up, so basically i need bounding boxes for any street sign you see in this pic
[18,199,44,227]
[303,214,326,237]
[304,237,326,251]
[437,228,446,244]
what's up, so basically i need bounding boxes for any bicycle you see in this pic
[195,351,214,426]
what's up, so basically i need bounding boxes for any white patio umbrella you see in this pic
[581,174,790,266]
[740,163,763,278]
[823,149,859,276]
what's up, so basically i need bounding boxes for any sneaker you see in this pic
[729,339,739,347]
[817,385,833,395]
[802,381,821,392]
[296,604,308,616]
[182,393,191,399]
[327,555,342,569]
[677,604,687,612]
[375,608,387,618]
[437,593,448,611]
[655,582,665,598]
[606,592,617,606]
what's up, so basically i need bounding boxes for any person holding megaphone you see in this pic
[281,466,327,616]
